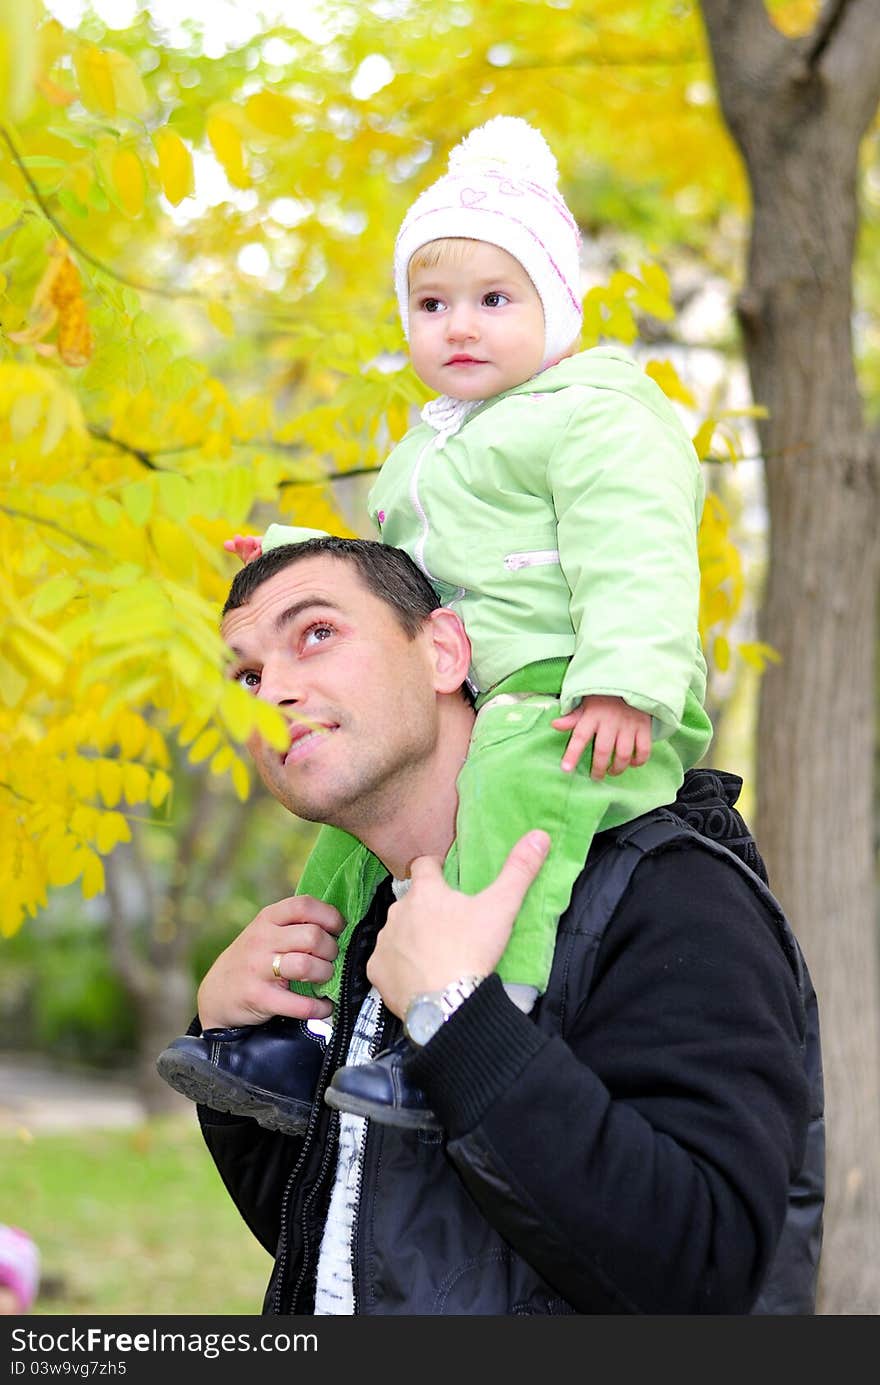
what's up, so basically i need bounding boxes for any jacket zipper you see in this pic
[503,548,560,571]
[349,1001,392,1316]
[274,944,360,1314]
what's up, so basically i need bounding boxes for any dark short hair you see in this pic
[221,536,441,638]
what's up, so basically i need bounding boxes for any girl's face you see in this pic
[407,241,545,400]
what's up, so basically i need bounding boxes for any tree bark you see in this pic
[700,0,880,1313]
[102,767,249,1116]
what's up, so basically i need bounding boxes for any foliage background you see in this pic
[1,0,877,1315]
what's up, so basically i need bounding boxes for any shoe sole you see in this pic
[157,1049,311,1136]
[323,1085,441,1132]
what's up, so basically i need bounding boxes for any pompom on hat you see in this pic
[394,116,583,369]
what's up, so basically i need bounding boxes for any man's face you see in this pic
[222,556,442,831]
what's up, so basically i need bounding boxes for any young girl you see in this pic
[162,116,712,1130]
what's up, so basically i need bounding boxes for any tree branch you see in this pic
[804,0,880,134]
[87,427,164,471]
[699,0,788,125]
[806,0,854,67]
[0,125,205,304]
[0,505,103,551]
[103,844,153,1001]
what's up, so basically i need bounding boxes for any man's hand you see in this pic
[366,830,551,1019]
[197,896,345,1030]
[224,534,263,565]
[552,694,652,779]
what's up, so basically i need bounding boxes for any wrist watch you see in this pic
[404,974,485,1047]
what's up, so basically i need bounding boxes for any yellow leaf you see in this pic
[0,0,39,121]
[386,399,410,442]
[245,90,298,136]
[0,654,27,708]
[96,810,131,854]
[117,713,148,759]
[112,148,145,219]
[220,681,256,742]
[30,574,79,619]
[701,587,731,628]
[75,44,149,118]
[713,634,730,672]
[68,757,97,799]
[121,480,154,527]
[10,392,42,442]
[231,757,250,801]
[97,759,123,807]
[189,728,220,764]
[149,769,172,808]
[7,630,65,686]
[46,840,82,887]
[738,641,783,671]
[645,359,696,409]
[154,128,193,206]
[210,745,234,775]
[81,849,106,899]
[73,46,118,116]
[121,763,151,802]
[639,261,672,304]
[207,300,234,336]
[692,418,717,461]
[281,483,357,538]
[106,50,150,118]
[151,516,196,583]
[206,110,250,189]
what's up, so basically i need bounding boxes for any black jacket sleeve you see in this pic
[408,843,810,1314]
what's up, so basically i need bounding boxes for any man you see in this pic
[174,536,812,1315]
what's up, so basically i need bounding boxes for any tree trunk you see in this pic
[132,967,194,1117]
[700,0,880,1313]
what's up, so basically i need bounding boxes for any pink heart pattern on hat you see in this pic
[460,188,486,207]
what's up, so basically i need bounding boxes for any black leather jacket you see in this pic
[199,822,810,1315]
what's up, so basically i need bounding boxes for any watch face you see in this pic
[405,996,446,1047]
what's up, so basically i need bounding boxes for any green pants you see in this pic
[290,659,712,1004]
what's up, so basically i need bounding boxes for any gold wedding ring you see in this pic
[271,953,283,980]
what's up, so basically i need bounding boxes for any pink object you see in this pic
[377,510,386,524]
[0,1225,39,1313]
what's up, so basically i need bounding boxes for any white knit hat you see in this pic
[394,116,583,368]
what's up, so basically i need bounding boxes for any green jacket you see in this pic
[368,346,707,735]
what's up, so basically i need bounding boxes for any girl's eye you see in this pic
[303,623,334,648]
[483,291,508,308]
[236,669,261,691]
[420,297,444,313]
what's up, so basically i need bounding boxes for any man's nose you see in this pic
[255,656,303,708]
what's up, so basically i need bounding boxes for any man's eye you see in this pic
[483,291,508,308]
[303,623,334,648]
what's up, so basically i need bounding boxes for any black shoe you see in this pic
[156,1015,326,1136]
[324,1036,440,1131]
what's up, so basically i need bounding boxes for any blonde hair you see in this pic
[407,237,484,282]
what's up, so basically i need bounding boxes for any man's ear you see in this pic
[425,607,472,694]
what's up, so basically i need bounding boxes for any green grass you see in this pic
[1,1116,273,1315]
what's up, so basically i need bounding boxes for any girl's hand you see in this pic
[224,534,263,565]
[552,695,652,779]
